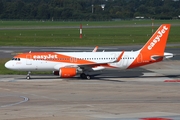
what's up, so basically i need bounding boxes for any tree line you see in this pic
[0,0,180,20]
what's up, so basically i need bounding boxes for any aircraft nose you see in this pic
[5,61,13,69]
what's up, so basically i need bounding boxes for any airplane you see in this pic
[5,24,173,80]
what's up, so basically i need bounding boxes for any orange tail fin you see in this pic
[141,24,171,55]
[128,24,171,69]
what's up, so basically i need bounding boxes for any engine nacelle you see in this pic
[54,67,77,78]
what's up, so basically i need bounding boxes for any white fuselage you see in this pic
[5,51,140,71]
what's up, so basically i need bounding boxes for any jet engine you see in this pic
[53,67,77,78]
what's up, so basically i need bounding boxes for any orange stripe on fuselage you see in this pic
[15,52,96,65]
[15,52,117,68]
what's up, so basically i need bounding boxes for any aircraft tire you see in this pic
[26,76,30,80]
[86,75,91,80]
[80,73,87,79]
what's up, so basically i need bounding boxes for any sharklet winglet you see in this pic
[114,51,124,62]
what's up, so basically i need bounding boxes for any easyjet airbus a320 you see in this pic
[5,24,173,79]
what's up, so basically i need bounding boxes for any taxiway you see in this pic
[0,46,180,120]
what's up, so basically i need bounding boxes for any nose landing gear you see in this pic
[26,71,31,80]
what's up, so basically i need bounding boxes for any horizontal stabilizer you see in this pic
[151,52,173,60]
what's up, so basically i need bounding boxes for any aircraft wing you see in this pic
[63,51,125,70]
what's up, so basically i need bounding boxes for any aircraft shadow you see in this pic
[12,67,180,82]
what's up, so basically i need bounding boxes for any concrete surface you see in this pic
[0,46,180,120]
[0,60,180,120]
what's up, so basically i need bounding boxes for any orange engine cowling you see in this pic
[57,67,77,78]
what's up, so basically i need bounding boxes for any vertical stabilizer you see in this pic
[128,24,171,69]
[140,24,171,55]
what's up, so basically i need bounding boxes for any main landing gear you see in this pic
[80,73,91,80]
[26,71,31,80]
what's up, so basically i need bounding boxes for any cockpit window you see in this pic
[11,58,21,61]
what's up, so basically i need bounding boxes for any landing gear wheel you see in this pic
[86,75,91,80]
[80,73,91,79]
[80,73,86,79]
[26,71,31,80]
[26,76,31,80]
